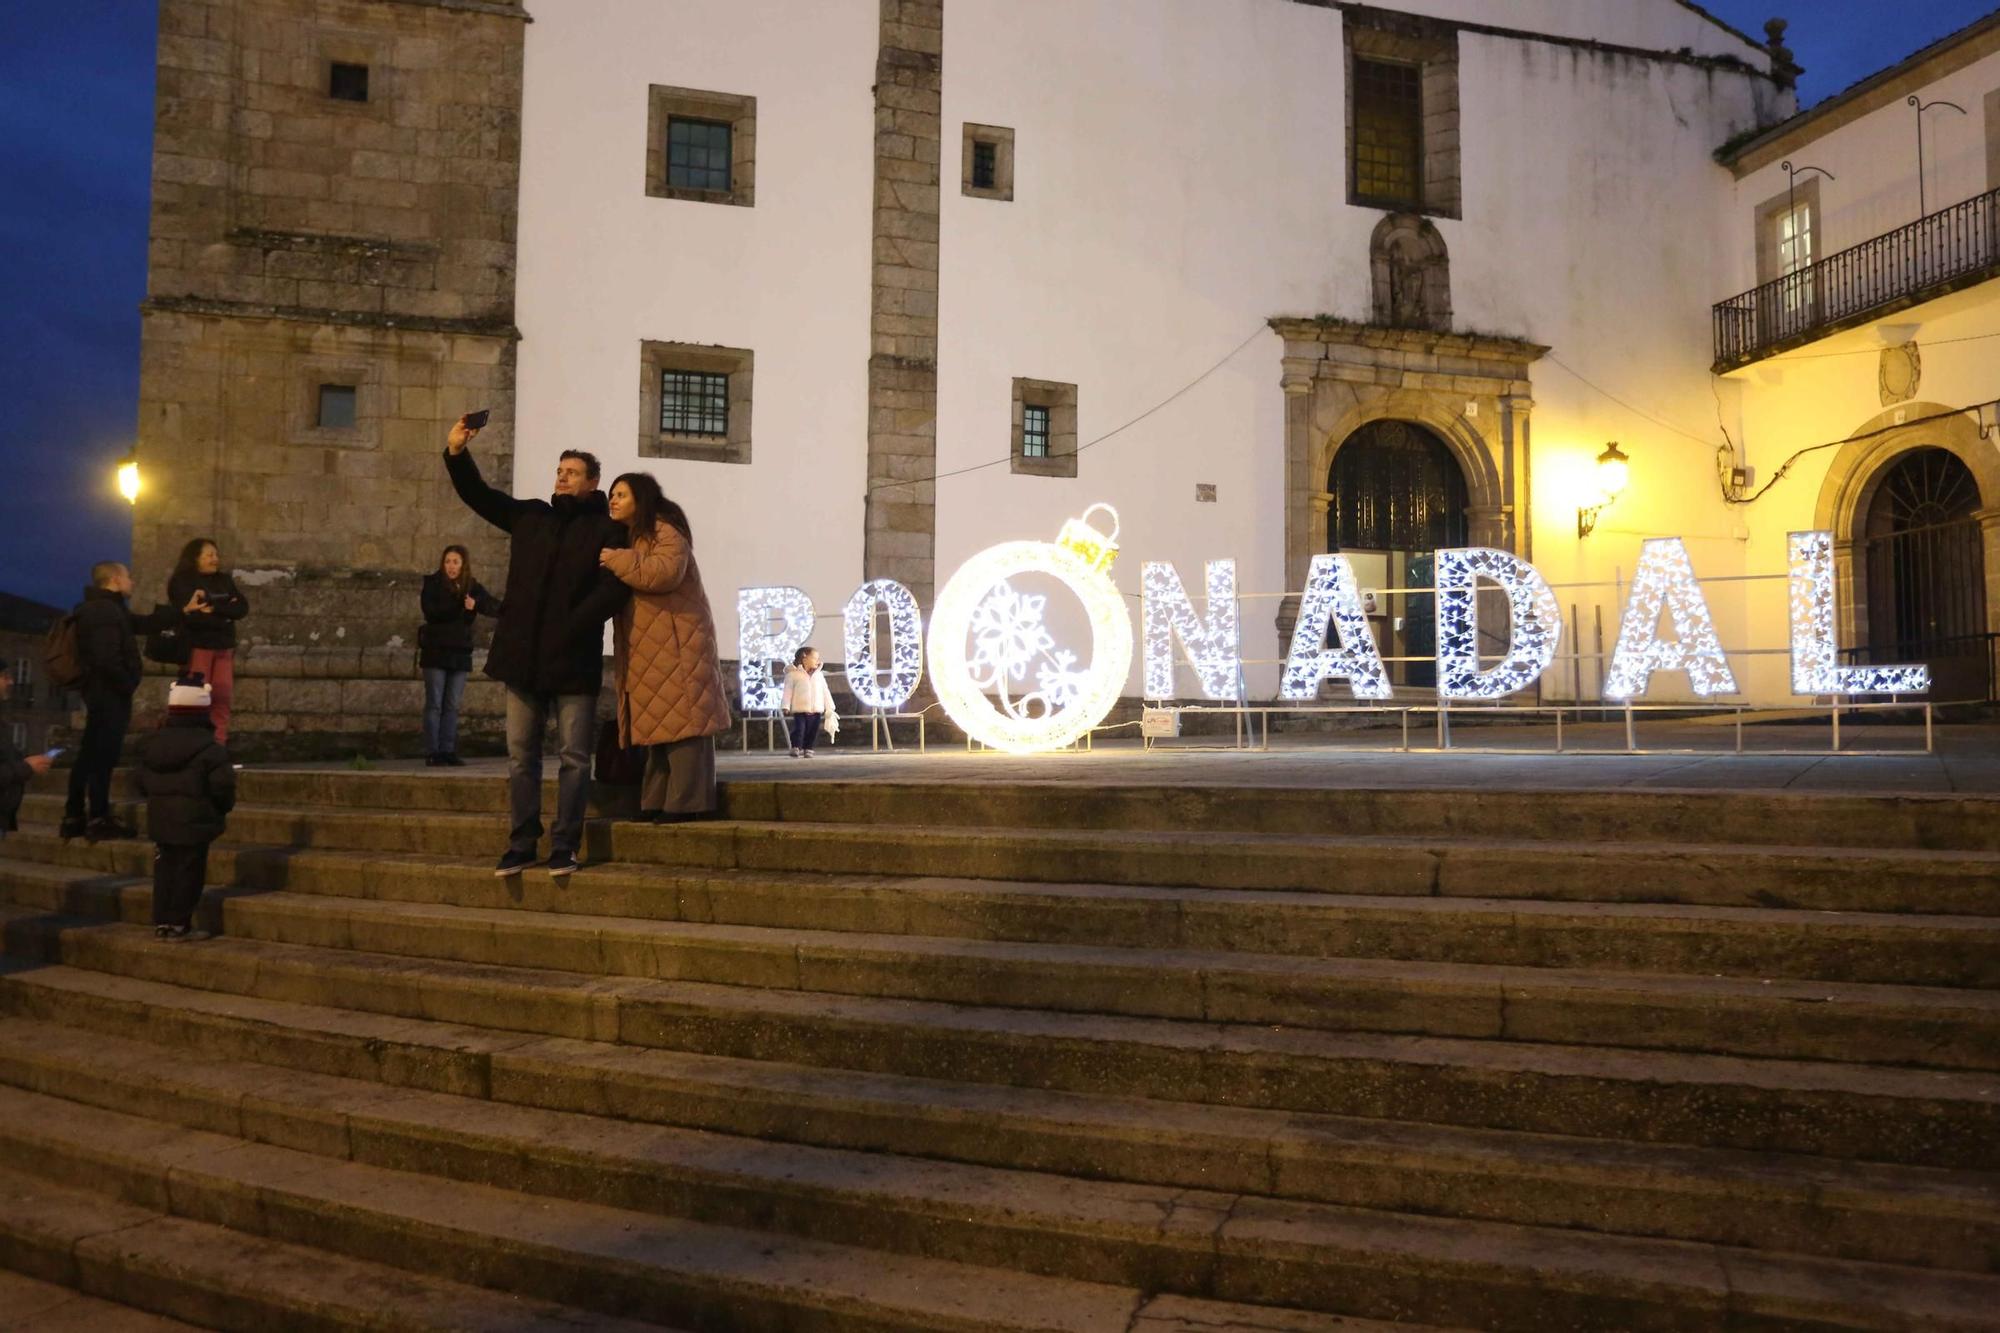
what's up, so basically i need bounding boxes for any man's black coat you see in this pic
[444,447,630,696]
[74,586,181,701]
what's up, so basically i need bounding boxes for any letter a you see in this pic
[1280,554,1391,699]
[1603,538,1737,699]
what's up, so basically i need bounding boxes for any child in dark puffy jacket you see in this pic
[136,675,236,942]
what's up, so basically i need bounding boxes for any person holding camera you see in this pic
[444,412,629,878]
[166,537,249,744]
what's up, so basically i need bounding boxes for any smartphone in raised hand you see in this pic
[462,409,491,431]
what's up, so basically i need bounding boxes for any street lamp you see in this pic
[1577,442,1629,539]
[116,453,141,504]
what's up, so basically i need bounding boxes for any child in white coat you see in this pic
[780,646,838,757]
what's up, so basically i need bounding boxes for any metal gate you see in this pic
[1848,448,1995,702]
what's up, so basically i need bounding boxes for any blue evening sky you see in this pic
[0,2,1993,609]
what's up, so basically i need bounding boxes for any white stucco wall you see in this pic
[512,0,1826,707]
[512,0,878,650]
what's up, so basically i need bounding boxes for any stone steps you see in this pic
[23,793,2000,913]
[0,1162,665,1332]
[0,1021,1991,1330]
[2,908,1995,1170]
[4,859,1997,1072]
[0,1079,1464,1333]
[0,957,1991,1273]
[44,770,1999,852]
[8,831,1998,987]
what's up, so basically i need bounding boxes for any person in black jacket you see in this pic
[166,537,250,745]
[419,543,500,767]
[62,562,203,842]
[445,414,629,878]
[0,665,53,836]
[136,675,236,941]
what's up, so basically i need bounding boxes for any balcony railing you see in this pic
[1713,185,2000,369]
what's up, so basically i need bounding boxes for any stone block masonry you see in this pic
[864,0,944,608]
[131,0,528,753]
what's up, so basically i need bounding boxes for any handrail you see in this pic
[1713,186,2000,368]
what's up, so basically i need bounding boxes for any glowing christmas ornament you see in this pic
[928,504,1133,754]
[1142,559,1242,700]
[1436,547,1562,700]
[843,579,924,710]
[1604,537,1738,699]
[737,586,815,713]
[1280,554,1391,700]
[1788,531,1930,695]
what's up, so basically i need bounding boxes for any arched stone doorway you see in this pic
[1327,419,1467,686]
[1813,404,2000,702]
[1860,448,1989,699]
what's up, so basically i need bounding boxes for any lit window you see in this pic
[1352,58,1423,208]
[329,63,369,103]
[667,118,732,192]
[1778,203,1815,314]
[661,369,729,436]
[317,384,357,429]
[1022,405,1051,458]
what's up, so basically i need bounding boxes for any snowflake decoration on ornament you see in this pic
[965,581,1092,721]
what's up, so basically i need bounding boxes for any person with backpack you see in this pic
[58,561,204,842]
[418,543,500,767]
[166,537,250,744]
[136,674,235,941]
[444,414,630,878]
[0,664,53,837]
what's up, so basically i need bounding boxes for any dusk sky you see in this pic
[0,1,1994,610]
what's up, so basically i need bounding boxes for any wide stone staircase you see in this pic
[0,767,1995,1330]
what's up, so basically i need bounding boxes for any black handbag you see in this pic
[144,623,190,666]
[593,718,645,785]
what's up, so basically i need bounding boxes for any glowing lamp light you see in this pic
[1142,558,1242,700]
[1603,537,1738,699]
[116,454,141,504]
[1436,547,1562,700]
[737,586,815,713]
[1788,531,1929,695]
[842,579,924,710]
[1577,442,1629,538]
[928,504,1133,754]
[1280,553,1392,700]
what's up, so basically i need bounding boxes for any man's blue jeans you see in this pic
[504,687,595,856]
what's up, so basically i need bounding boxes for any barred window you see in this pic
[667,117,732,192]
[661,369,729,436]
[971,140,998,191]
[1352,58,1423,208]
[1022,404,1051,458]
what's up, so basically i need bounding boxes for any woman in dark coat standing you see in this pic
[166,538,250,744]
[418,544,500,766]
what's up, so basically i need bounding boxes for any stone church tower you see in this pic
[132,0,527,748]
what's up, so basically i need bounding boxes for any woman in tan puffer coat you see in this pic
[599,472,732,821]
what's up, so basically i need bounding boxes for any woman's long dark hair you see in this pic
[437,544,473,598]
[172,537,217,580]
[610,471,692,544]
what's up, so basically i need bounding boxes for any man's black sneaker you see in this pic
[547,850,580,878]
[442,753,467,767]
[154,924,183,942]
[494,849,536,877]
[58,815,86,841]
[86,817,138,843]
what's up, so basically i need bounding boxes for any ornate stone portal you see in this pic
[1269,318,1546,643]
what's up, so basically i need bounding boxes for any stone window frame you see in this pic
[289,357,384,450]
[1344,13,1460,219]
[647,86,757,207]
[962,123,1015,201]
[639,341,753,465]
[1011,378,1077,478]
[1987,88,2000,192]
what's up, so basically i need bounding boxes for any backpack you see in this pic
[44,613,83,690]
